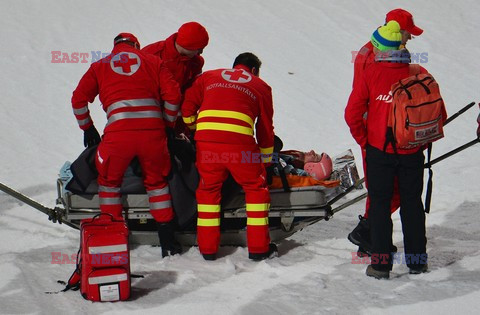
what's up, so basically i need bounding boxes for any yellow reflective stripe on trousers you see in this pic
[196,122,253,136]
[247,217,269,226]
[198,110,254,129]
[197,218,221,227]
[198,204,221,213]
[246,203,270,211]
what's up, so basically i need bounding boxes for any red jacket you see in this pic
[181,65,275,158]
[352,41,375,89]
[142,33,204,92]
[72,43,181,133]
[345,61,428,154]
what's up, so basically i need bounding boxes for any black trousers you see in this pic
[366,145,427,271]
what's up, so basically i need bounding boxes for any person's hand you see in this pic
[83,125,101,147]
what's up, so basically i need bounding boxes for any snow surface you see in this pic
[1,0,479,314]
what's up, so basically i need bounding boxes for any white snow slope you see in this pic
[1,0,479,314]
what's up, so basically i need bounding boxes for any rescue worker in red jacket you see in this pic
[71,33,183,257]
[182,52,277,261]
[345,21,437,279]
[142,22,209,135]
[348,8,424,257]
[143,21,208,92]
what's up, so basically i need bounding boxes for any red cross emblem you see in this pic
[221,69,252,83]
[110,52,141,76]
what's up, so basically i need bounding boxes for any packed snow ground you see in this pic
[1,0,479,314]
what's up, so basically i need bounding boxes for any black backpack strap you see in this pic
[384,128,398,154]
[424,143,434,213]
[45,248,81,294]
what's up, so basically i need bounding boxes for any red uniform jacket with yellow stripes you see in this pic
[181,65,274,158]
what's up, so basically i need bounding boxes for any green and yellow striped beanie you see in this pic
[371,20,402,52]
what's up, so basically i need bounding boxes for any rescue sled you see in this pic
[53,147,365,246]
[2,101,478,247]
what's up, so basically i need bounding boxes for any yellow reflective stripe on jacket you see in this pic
[260,146,274,155]
[196,122,253,136]
[183,115,197,124]
[247,217,269,226]
[198,110,254,129]
[246,203,270,211]
[198,204,221,213]
[197,218,221,227]
[260,146,274,163]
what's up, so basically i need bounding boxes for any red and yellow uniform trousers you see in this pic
[95,129,173,223]
[195,141,271,255]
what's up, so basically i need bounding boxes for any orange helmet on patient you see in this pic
[304,153,333,181]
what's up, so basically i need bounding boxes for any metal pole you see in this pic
[0,181,78,229]
[444,101,476,126]
[426,138,480,167]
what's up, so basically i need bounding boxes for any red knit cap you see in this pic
[176,22,209,50]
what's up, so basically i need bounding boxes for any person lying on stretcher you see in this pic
[268,149,339,189]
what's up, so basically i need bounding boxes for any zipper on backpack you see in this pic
[405,98,443,109]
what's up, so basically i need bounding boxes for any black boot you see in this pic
[202,253,217,261]
[350,216,398,257]
[248,243,278,261]
[157,221,183,258]
[348,215,372,253]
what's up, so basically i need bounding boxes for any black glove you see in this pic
[83,125,101,148]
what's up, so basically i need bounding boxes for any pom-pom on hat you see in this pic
[176,22,209,50]
[371,21,402,52]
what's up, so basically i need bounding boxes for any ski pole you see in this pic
[425,137,480,168]
[444,101,476,126]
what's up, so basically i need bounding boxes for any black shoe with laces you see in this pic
[248,243,278,261]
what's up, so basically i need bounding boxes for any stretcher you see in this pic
[53,148,364,245]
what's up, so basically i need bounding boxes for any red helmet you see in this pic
[114,33,140,49]
[304,153,333,181]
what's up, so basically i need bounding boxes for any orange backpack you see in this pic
[386,65,446,150]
